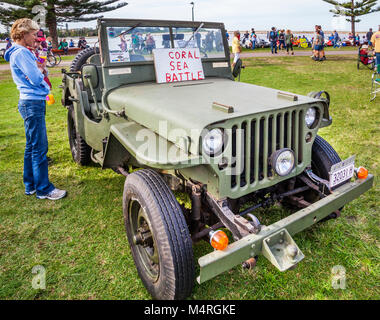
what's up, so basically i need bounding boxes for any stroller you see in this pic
[357,44,375,70]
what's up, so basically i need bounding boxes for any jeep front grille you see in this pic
[230,109,304,189]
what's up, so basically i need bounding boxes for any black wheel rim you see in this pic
[129,199,159,282]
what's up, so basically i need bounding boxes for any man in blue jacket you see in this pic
[269,27,278,54]
[5,18,66,200]
[333,30,340,48]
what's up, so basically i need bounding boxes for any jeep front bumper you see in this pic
[197,174,374,284]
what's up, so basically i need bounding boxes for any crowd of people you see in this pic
[127,33,157,54]
[230,25,379,64]
[268,27,298,55]
[326,28,375,47]
[117,32,159,55]
[6,31,91,56]
[238,27,310,55]
[3,30,91,56]
[57,37,89,54]
[115,29,224,56]
[347,29,374,46]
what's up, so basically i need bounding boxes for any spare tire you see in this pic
[70,47,100,72]
[232,58,243,78]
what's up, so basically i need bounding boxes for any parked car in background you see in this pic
[256,36,270,48]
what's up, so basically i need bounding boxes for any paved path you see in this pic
[237,50,357,58]
[0,59,72,71]
[0,50,357,71]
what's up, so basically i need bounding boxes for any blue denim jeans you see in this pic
[376,53,380,66]
[18,99,55,196]
[270,41,277,53]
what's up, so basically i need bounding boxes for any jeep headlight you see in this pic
[203,128,224,156]
[305,107,317,128]
[271,149,295,176]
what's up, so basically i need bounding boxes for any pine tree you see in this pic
[0,0,128,48]
[322,0,380,36]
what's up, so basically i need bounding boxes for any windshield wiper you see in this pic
[118,23,142,37]
[183,23,204,48]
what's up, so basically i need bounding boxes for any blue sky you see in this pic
[68,0,379,31]
[2,0,379,32]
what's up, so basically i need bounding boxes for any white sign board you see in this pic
[153,48,205,84]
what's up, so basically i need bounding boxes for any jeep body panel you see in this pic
[106,78,327,156]
[105,122,203,169]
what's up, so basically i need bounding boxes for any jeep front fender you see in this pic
[103,122,203,170]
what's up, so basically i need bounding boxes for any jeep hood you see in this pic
[107,78,319,155]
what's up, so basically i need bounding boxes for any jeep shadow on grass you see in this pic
[61,18,373,300]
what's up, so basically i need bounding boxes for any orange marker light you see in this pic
[209,230,229,251]
[357,167,368,179]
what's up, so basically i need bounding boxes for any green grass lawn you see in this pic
[0,55,379,300]
[59,55,76,61]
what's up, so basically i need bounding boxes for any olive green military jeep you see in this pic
[61,18,373,300]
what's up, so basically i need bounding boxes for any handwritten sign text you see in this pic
[153,48,205,84]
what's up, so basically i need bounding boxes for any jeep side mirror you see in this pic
[81,64,99,90]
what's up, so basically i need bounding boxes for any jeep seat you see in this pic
[83,56,104,119]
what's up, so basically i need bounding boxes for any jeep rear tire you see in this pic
[123,169,195,300]
[67,107,92,165]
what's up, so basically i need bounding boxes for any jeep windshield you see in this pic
[105,24,227,63]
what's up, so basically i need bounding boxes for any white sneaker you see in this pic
[37,188,67,200]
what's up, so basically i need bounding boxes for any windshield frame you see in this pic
[98,18,230,68]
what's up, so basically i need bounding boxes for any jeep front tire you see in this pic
[123,169,195,300]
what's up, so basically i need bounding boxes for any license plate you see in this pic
[329,156,355,189]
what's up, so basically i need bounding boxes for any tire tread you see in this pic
[124,169,194,300]
[312,135,341,179]
[70,47,100,72]
[67,107,91,165]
